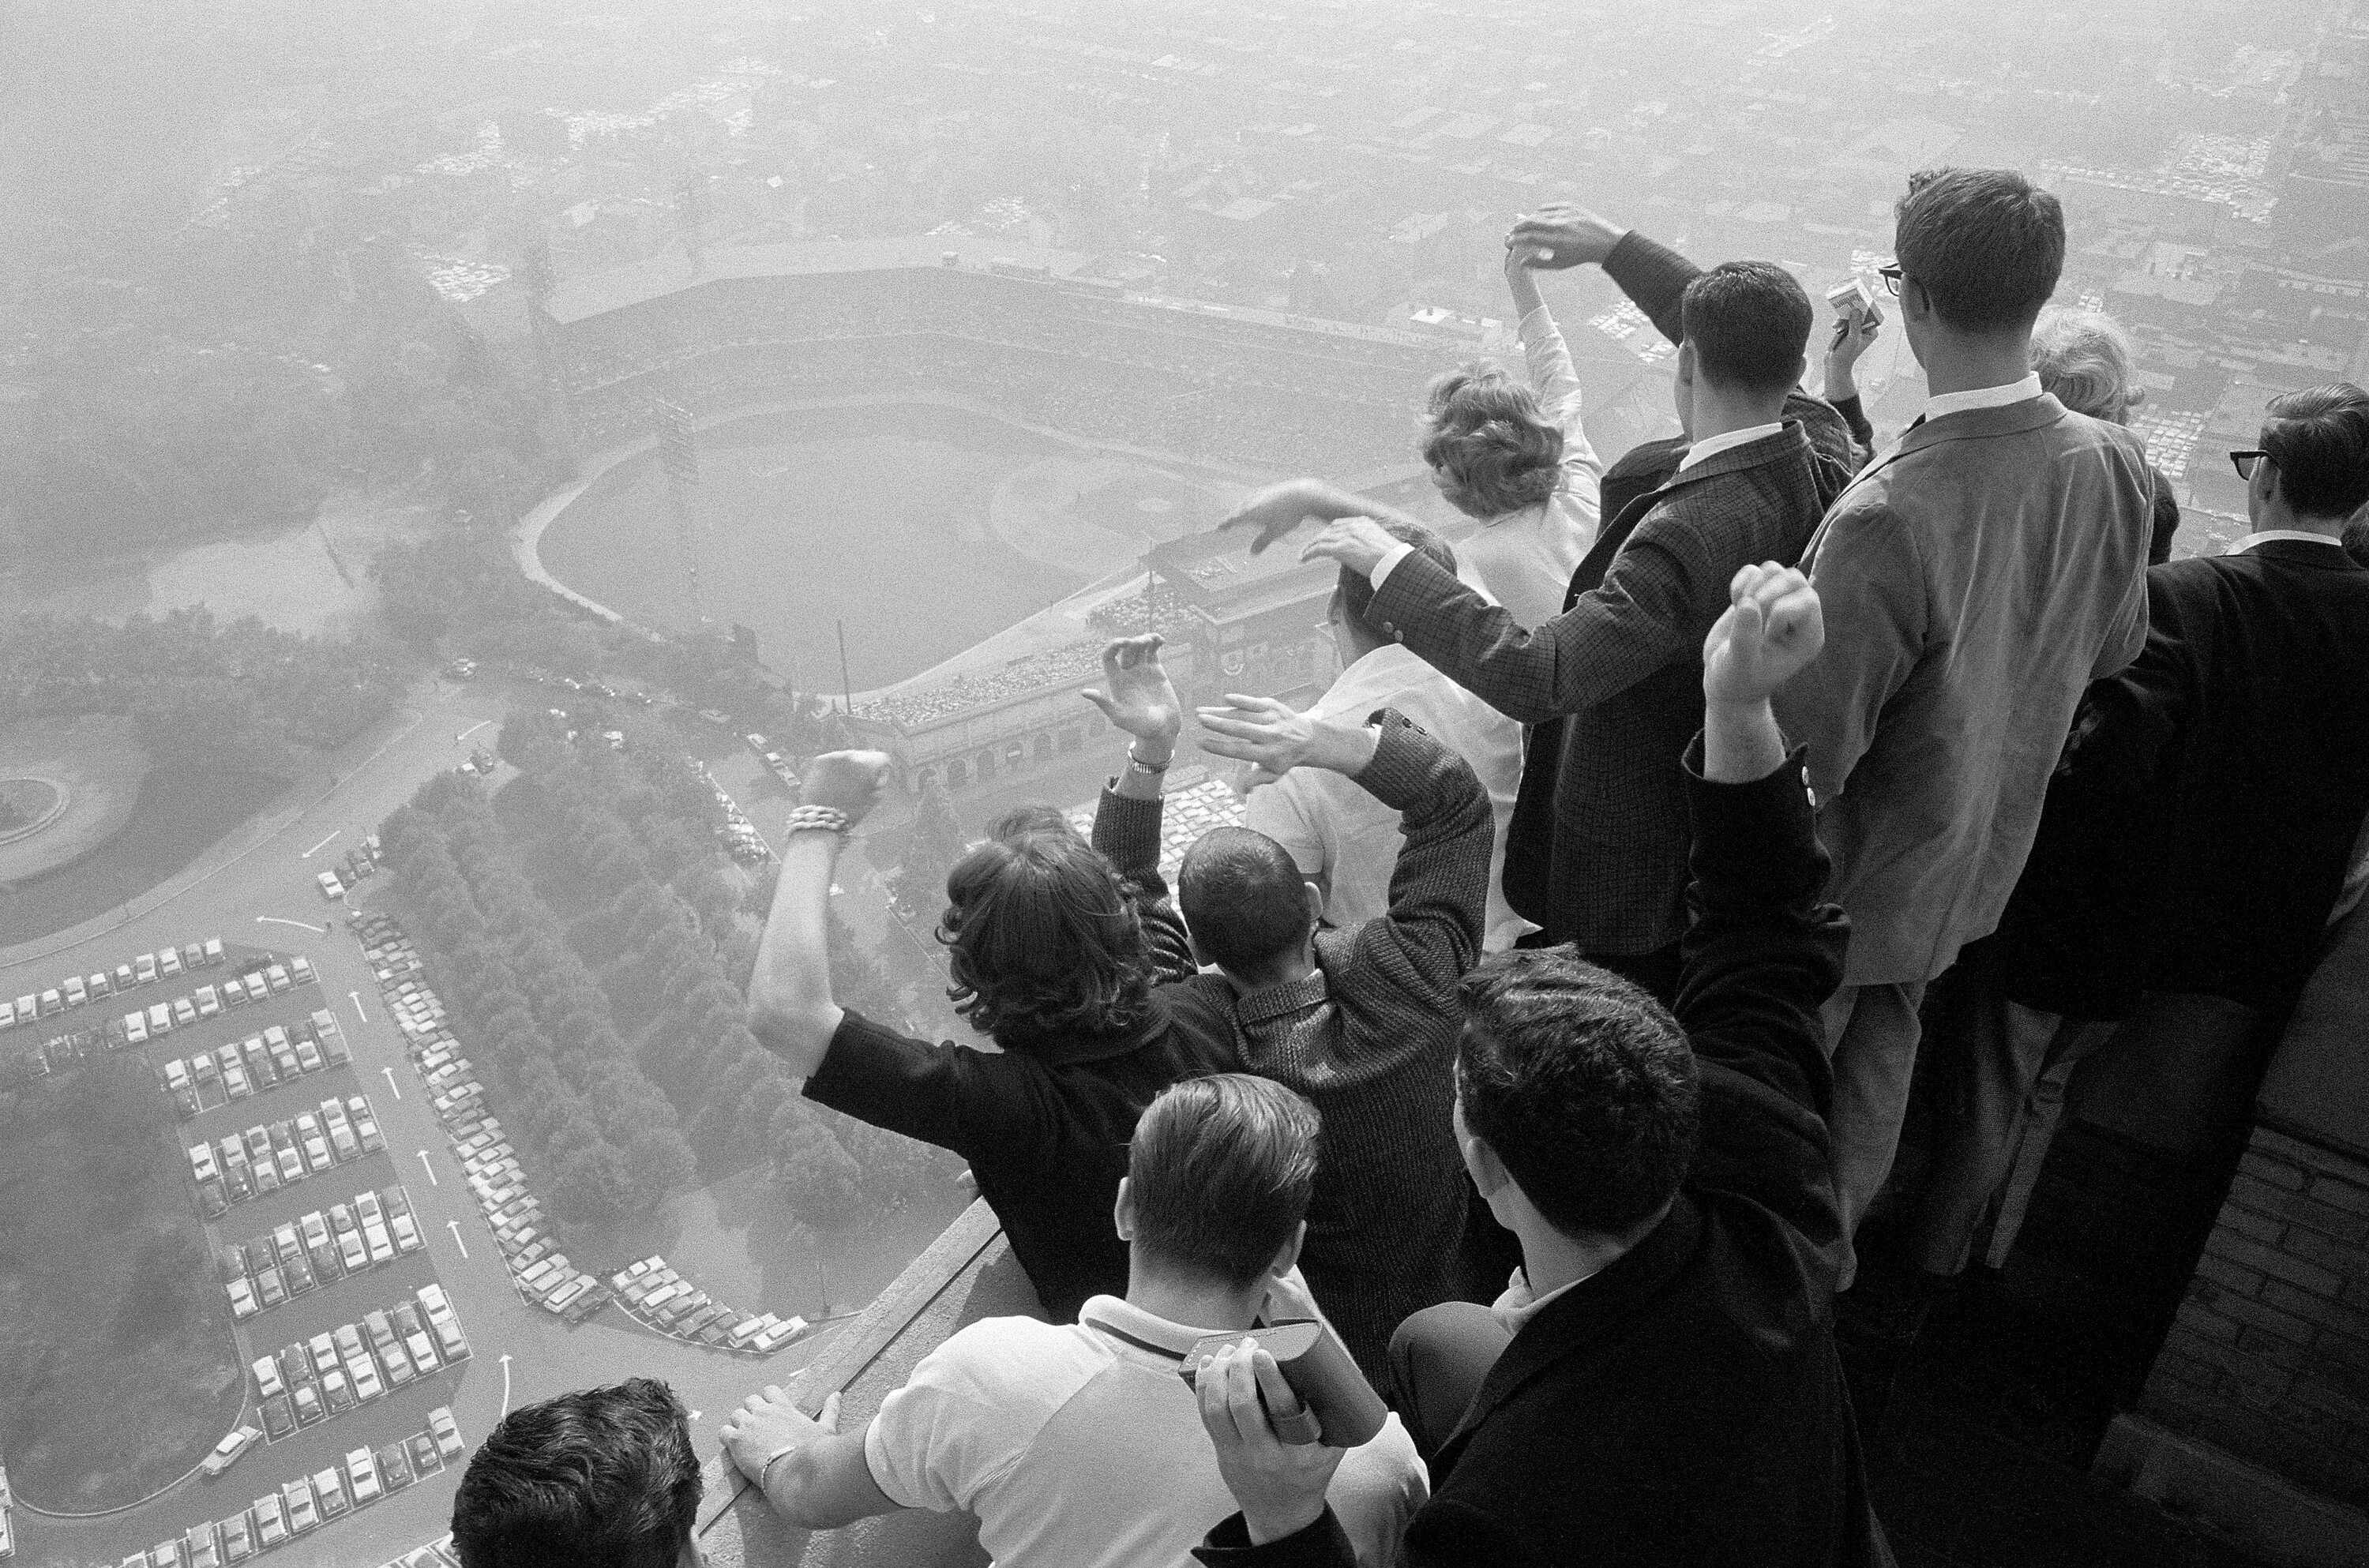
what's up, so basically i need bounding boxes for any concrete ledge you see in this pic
[2096,1413,2369,1568]
[692,1198,1043,1568]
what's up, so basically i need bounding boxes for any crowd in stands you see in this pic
[445,167,2369,1568]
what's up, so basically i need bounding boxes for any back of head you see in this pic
[1335,518,1456,642]
[1679,261,1814,396]
[2262,383,2369,521]
[1455,948,1699,1237]
[940,808,1152,1047]
[1420,363,1565,518]
[2029,307,2135,422]
[1128,1072,1320,1288]
[452,1379,701,1568]
[1178,826,1311,975]
[1894,167,2064,334]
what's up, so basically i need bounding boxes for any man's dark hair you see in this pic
[451,1379,702,1568]
[1128,1072,1320,1288]
[1334,519,1456,643]
[1455,947,1700,1236]
[1680,261,1814,396]
[940,808,1152,1048]
[2261,383,2369,520]
[1178,826,1310,973]
[1894,167,2063,332]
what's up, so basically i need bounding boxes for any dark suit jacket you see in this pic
[1988,539,2369,1017]
[1195,744,1889,1568]
[1375,426,1845,954]
[1481,230,1859,950]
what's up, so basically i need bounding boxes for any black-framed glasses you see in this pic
[1877,264,1905,297]
[2231,449,2273,479]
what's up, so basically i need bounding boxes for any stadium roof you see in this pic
[545,237,1102,324]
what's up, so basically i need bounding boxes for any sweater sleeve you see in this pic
[1601,231,1701,347]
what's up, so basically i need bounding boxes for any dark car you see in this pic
[197,1180,227,1219]
[281,1247,317,1296]
[407,1431,441,1476]
[258,1393,295,1439]
[374,1441,415,1493]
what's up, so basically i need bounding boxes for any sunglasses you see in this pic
[2230,449,2273,479]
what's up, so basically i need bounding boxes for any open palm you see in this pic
[1082,636,1181,745]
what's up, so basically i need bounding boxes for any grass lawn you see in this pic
[0,1055,244,1508]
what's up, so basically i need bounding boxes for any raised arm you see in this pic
[1202,699,1489,1021]
[1501,249,1601,494]
[1678,566,1850,1237]
[1081,633,1197,976]
[745,752,895,1078]
[1219,478,1436,560]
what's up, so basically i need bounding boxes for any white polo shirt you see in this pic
[863,1295,1427,1567]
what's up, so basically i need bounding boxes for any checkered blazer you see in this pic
[1372,426,1845,954]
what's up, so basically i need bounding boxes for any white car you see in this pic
[406,1330,441,1374]
[363,1221,395,1266]
[188,1142,220,1184]
[200,1425,263,1478]
[316,871,345,901]
[227,1277,258,1319]
[347,1354,384,1402]
[345,1447,381,1505]
[253,1356,284,1400]
[390,1213,423,1254]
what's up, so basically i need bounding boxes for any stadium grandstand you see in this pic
[540,238,1653,794]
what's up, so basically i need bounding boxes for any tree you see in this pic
[894,777,967,917]
[772,1117,863,1229]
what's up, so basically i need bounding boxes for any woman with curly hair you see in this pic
[1417,245,1606,627]
[745,637,1235,1320]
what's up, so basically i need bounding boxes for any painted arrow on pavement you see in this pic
[500,1353,514,1416]
[447,1219,469,1259]
[417,1150,439,1186]
[302,831,341,858]
[348,990,369,1026]
[381,1067,402,1101]
[256,917,329,934]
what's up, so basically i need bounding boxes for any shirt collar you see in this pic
[1312,643,1431,719]
[1077,1294,1215,1360]
[1921,371,2043,422]
[1487,1264,1601,1335]
[1676,421,1784,472]
[2231,529,2349,554]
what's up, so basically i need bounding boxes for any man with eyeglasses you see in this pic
[1766,167,2158,1297]
[1901,384,2369,1303]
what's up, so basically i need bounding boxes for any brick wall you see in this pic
[2138,1124,2369,1510]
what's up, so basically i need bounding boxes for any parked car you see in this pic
[276,1341,310,1390]
[252,1266,285,1308]
[316,871,344,901]
[158,948,183,978]
[294,1038,324,1073]
[348,1355,385,1402]
[134,954,158,985]
[408,1431,443,1477]
[251,1493,288,1548]
[258,1394,295,1440]
[281,1479,318,1534]
[429,1406,464,1462]
[290,956,316,985]
[321,1367,354,1415]
[125,1011,149,1045]
[390,1213,422,1254]
[310,1467,349,1521]
[172,997,197,1027]
[218,1513,253,1564]
[291,1385,323,1427]
[375,1440,415,1493]
[185,1523,221,1568]
[406,1330,441,1375]
[200,1180,229,1221]
[251,1355,283,1400]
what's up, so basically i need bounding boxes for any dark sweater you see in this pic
[1195,741,1888,1568]
[1124,715,1495,1382]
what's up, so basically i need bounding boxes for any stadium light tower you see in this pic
[655,397,708,625]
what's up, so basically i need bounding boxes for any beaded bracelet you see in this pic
[782,805,850,837]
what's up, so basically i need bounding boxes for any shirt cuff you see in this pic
[1368,542,1417,591]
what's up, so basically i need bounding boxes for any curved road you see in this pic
[2,678,838,1567]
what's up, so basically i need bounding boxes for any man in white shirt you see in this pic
[1244,520,1527,951]
[719,1073,1425,1568]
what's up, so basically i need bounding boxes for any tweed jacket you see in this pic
[1195,745,1889,1568]
[1162,714,1492,1382]
[1373,424,1844,954]
[1774,393,2153,985]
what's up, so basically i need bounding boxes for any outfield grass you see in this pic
[0,1056,244,1509]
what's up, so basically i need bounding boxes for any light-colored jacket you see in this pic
[1774,392,2153,985]
[1459,306,1603,629]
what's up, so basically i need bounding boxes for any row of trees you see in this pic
[490,717,948,1225]
[381,774,698,1232]
[0,607,411,778]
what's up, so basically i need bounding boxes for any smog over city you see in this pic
[3,1,2366,1564]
